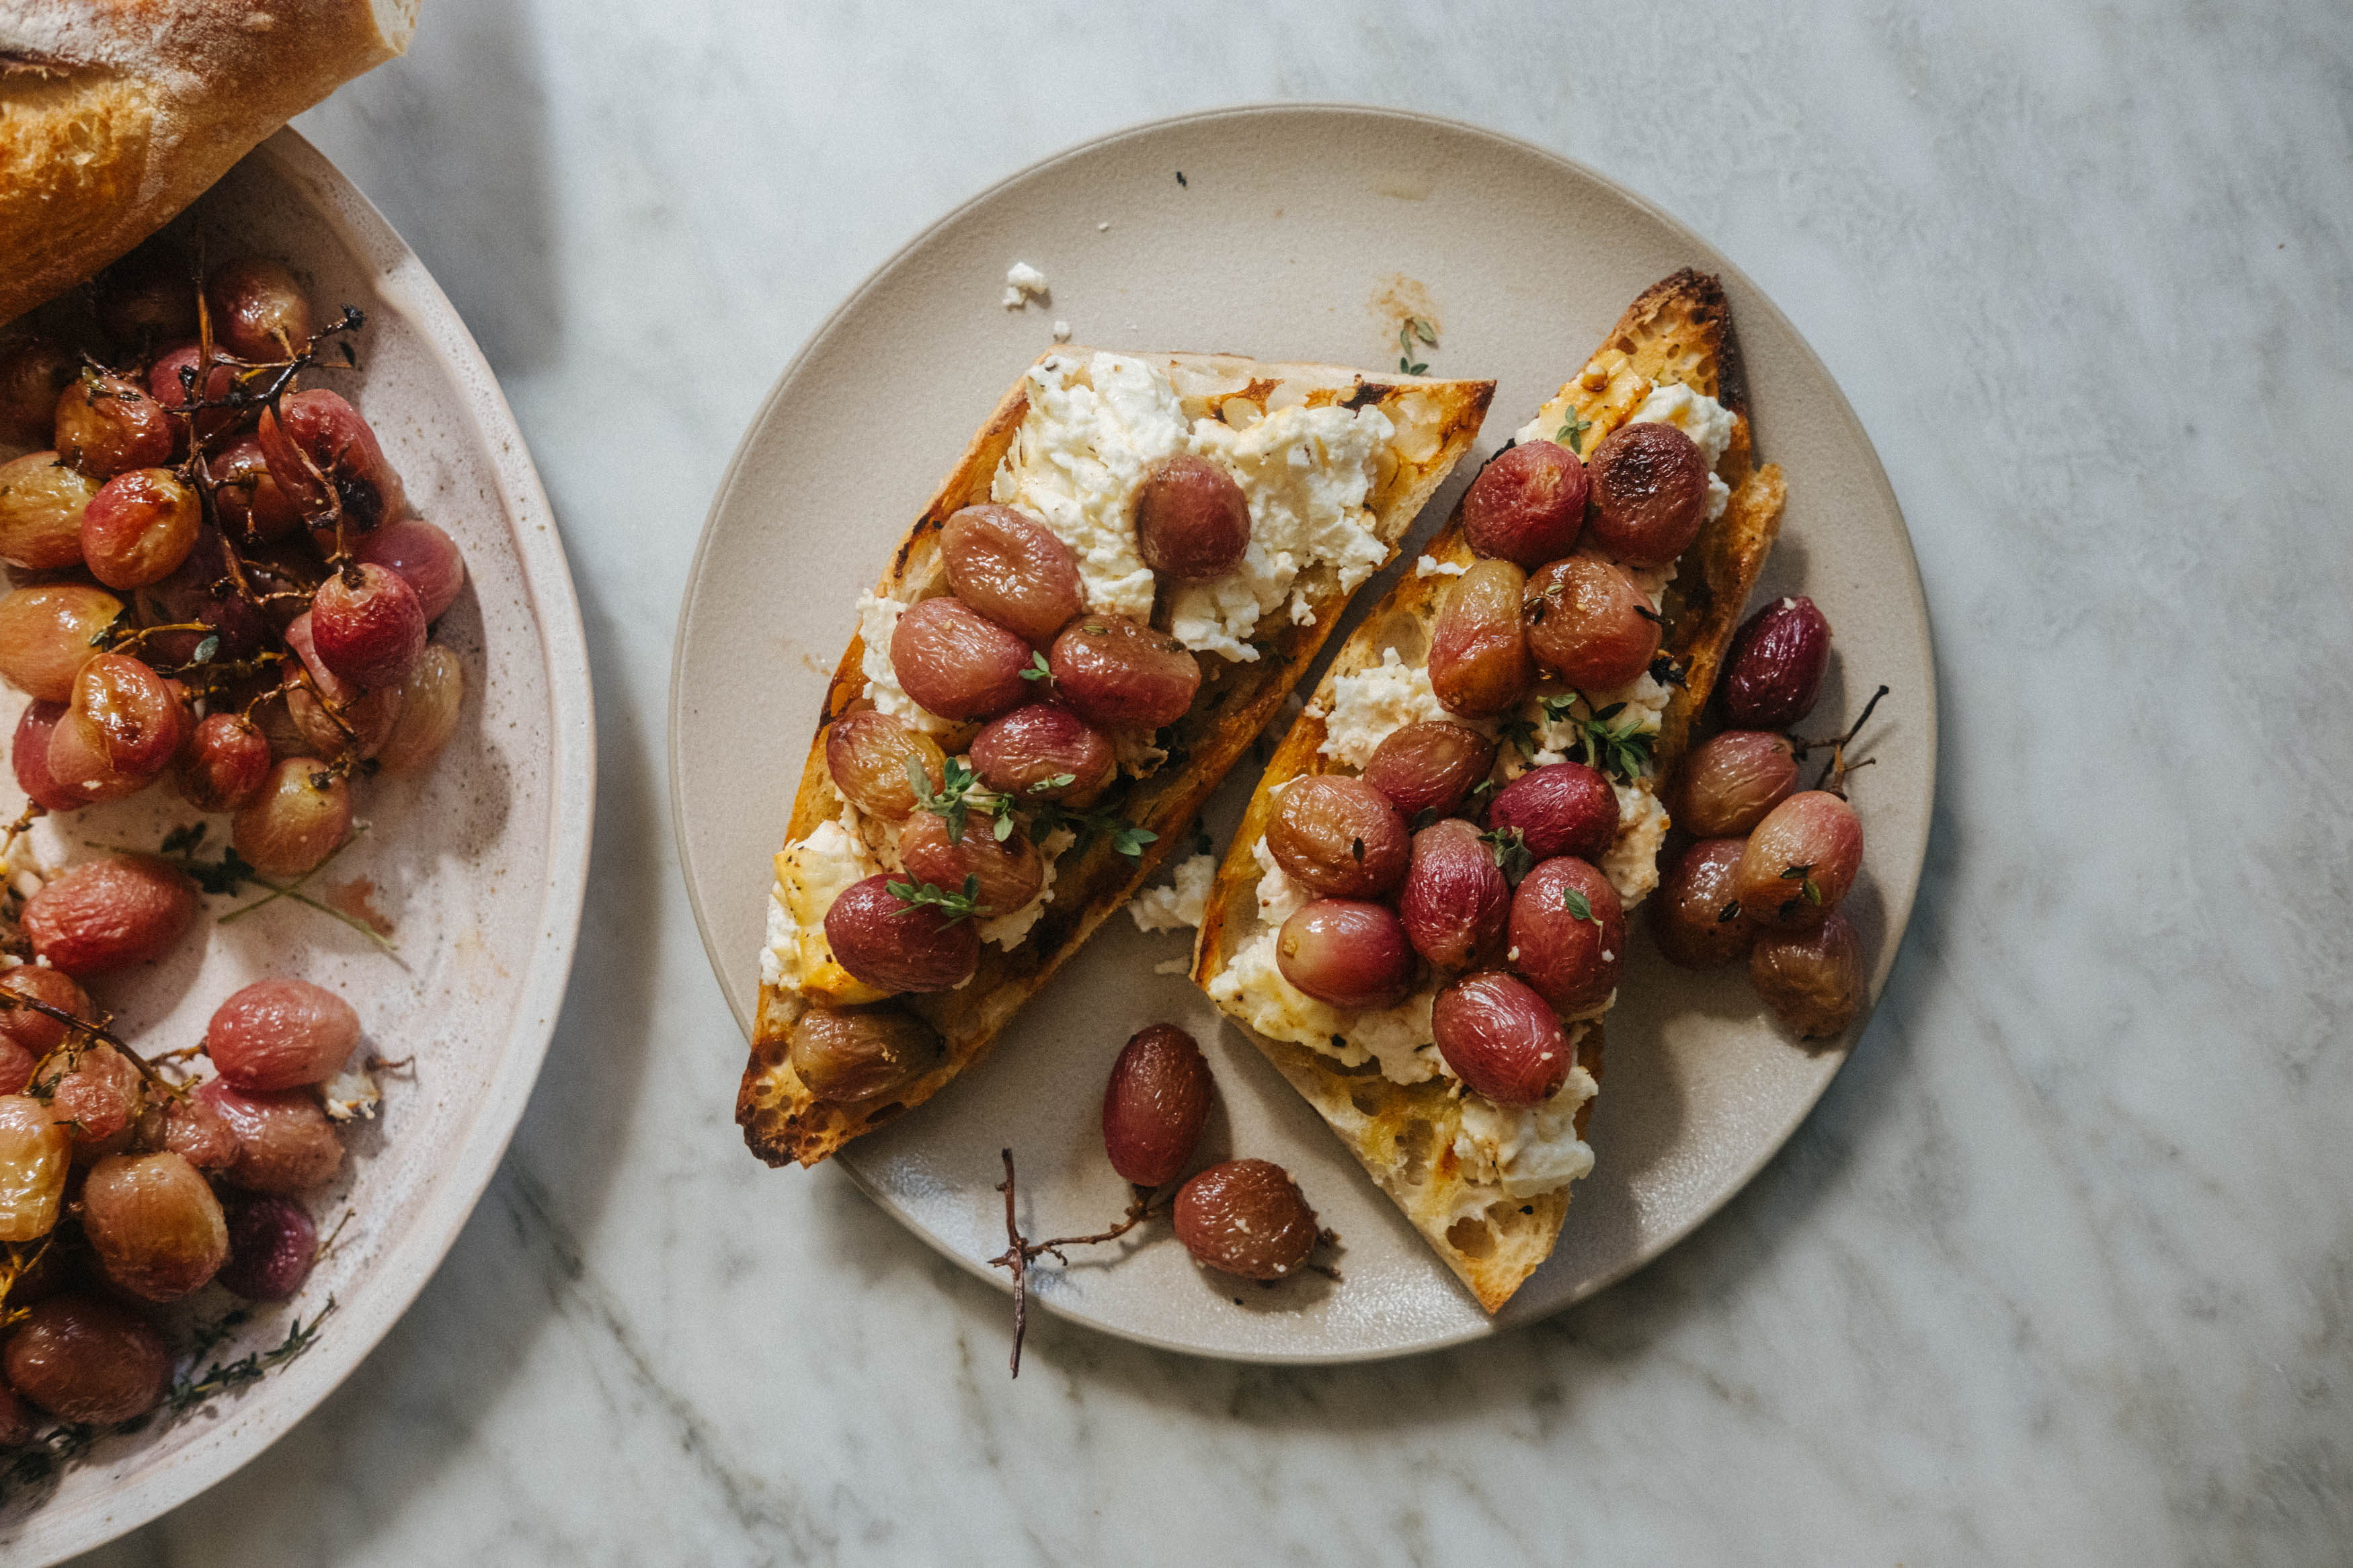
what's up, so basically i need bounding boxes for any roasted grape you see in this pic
[1485,761,1618,863]
[1675,730,1799,837]
[64,652,186,776]
[1265,775,1408,899]
[1429,558,1532,717]
[50,1043,143,1159]
[195,1079,344,1194]
[1101,1023,1213,1188]
[257,388,406,533]
[1586,419,1709,567]
[0,451,100,569]
[1650,838,1755,970]
[0,1095,69,1241]
[1134,454,1250,581]
[1522,556,1658,690]
[1462,439,1587,565]
[282,610,396,757]
[11,701,84,812]
[147,340,240,448]
[898,808,1045,913]
[1732,791,1862,927]
[372,644,466,774]
[178,712,274,812]
[44,704,148,804]
[0,965,87,1065]
[0,337,76,447]
[3,1294,171,1423]
[1507,857,1624,1015]
[82,1151,229,1302]
[1722,595,1832,730]
[969,703,1115,805]
[1174,1159,1318,1280]
[1433,970,1572,1106]
[937,505,1084,644]
[352,515,467,621]
[1276,899,1413,1011]
[54,371,173,479]
[1048,614,1200,730]
[233,759,354,878]
[141,526,270,667]
[822,874,981,993]
[785,1005,943,1105]
[0,1042,26,1099]
[208,435,303,543]
[0,583,122,702]
[81,467,201,588]
[159,1094,239,1173]
[216,1196,319,1301]
[1361,720,1495,821]
[889,595,1033,721]
[22,856,198,975]
[824,710,947,821]
[206,256,314,360]
[1398,819,1510,971]
[311,563,426,688]
[1751,911,1864,1038]
[207,979,361,1091]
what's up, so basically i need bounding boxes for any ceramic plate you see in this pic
[674,106,1931,1362]
[0,130,593,1561]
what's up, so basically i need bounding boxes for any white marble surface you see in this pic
[69,1,2353,1562]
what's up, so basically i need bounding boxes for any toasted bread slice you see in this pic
[1195,272,1788,1311]
[740,349,1493,1167]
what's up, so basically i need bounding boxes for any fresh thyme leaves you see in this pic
[906,756,1008,845]
[1481,825,1533,885]
[1717,899,1743,924]
[189,632,221,665]
[1562,887,1601,927]
[1019,651,1051,682]
[1027,774,1078,795]
[1030,799,1157,861]
[1536,696,1654,783]
[1499,716,1540,761]
[1396,319,1436,376]
[1556,408,1594,453]
[167,1299,337,1416]
[1778,862,1824,911]
[885,874,992,924]
[124,822,395,951]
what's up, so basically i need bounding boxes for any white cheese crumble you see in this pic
[992,352,1179,622]
[1205,927,1444,1085]
[978,827,1076,948]
[765,819,881,990]
[1453,1063,1599,1198]
[1129,852,1215,934]
[854,591,953,736]
[1002,261,1050,309]
[321,1063,380,1122]
[1627,381,1734,522]
[1051,319,1072,342]
[1603,786,1671,907]
[1415,554,1468,577]
[1316,649,1451,770]
[1251,837,1310,925]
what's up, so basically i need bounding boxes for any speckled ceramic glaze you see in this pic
[0,130,593,1563]
[674,106,1932,1363]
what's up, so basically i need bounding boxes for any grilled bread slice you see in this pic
[1195,272,1787,1311]
[740,348,1492,1167]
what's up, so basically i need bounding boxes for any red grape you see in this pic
[1429,559,1532,718]
[1174,1159,1318,1280]
[81,467,201,588]
[1361,721,1496,821]
[1675,730,1800,837]
[216,1195,319,1301]
[232,758,354,878]
[54,371,172,479]
[372,644,466,774]
[11,701,85,811]
[1750,911,1864,1038]
[1433,970,1572,1106]
[63,651,186,776]
[1732,791,1862,927]
[1398,818,1511,971]
[1721,596,1833,730]
[1265,775,1408,899]
[81,1151,229,1301]
[824,709,947,821]
[50,1042,144,1158]
[822,874,981,993]
[1486,761,1617,863]
[785,1005,944,1106]
[147,340,240,448]
[0,583,122,702]
[0,1095,70,1241]
[1586,419,1709,567]
[0,450,100,569]
[178,712,274,812]
[1133,454,1251,581]
[257,388,406,534]
[889,595,1033,721]
[206,256,314,361]
[1047,614,1200,730]
[1523,556,1658,690]
[194,1079,344,1194]
[159,1094,239,1172]
[1507,857,1624,1015]
[310,563,426,688]
[208,434,304,543]
[22,855,199,975]
[969,703,1115,806]
[898,808,1045,913]
[1462,439,1587,566]
[93,245,199,347]
[0,964,96,1062]
[937,505,1084,643]
[1101,1023,1213,1188]
[206,978,361,1091]
[2,1294,171,1423]
[351,516,466,621]
[1276,899,1414,1011]
[1650,838,1755,970]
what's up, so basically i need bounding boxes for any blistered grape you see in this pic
[232,758,354,878]
[216,1196,319,1301]
[1522,556,1658,690]
[0,965,97,1061]
[1134,454,1250,582]
[1732,791,1862,927]
[51,1043,144,1159]
[159,1094,239,1172]
[0,583,122,702]
[889,595,1033,721]
[11,701,85,812]
[45,703,149,804]
[1276,899,1413,1011]
[147,341,240,448]
[1462,439,1587,566]
[1398,819,1511,971]
[787,1005,944,1106]
[1721,596,1833,730]
[1650,838,1755,970]
[81,467,200,588]
[311,563,426,688]
[1265,775,1408,899]
[22,855,199,975]
[0,337,76,447]
[822,874,981,993]
[282,610,396,757]
[1048,614,1200,731]
[82,1151,229,1302]
[177,712,273,812]
[1174,1159,1319,1280]
[1101,1023,1213,1188]
[1361,721,1495,821]
[938,505,1084,644]
[0,1096,70,1241]
[969,703,1115,806]
[257,388,406,533]
[194,1079,344,1194]
[139,526,270,667]
[1751,912,1864,1038]
[207,435,303,543]
[372,644,465,774]
[206,979,361,1092]
[898,808,1045,913]
[54,371,173,479]
[2,1294,171,1423]
[1586,420,1710,567]
[206,257,314,361]
[351,515,466,621]
[1433,970,1572,1106]
[1429,559,1532,718]
[1675,730,1799,837]
[65,652,186,776]
[1485,761,1617,862]
[1507,857,1624,1015]
[0,451,100,569]
[824,710,947,821]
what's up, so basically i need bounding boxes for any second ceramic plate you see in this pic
[674,106,1933,1361]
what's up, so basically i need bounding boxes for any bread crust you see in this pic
[737,349,1494,1167]
[1,0,418,323]
[1195,271,1788,1312]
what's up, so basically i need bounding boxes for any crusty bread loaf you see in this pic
[0,0,417,323]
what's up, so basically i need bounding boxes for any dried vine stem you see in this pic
[988,1147,1165,1378]
[1796,684,1890,796]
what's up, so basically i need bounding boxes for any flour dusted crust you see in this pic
[0,0,419,323]
[737,349,1493,1167]
[1195,272,1789,1313]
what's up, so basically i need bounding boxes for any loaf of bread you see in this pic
[0,0,419,323]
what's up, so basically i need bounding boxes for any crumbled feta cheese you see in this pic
[855,591,954,736]
[1317,648,1453,770]
[1205,927,1443,1085]
[1603,786,1671,907]
[1453,1063,1599,1196]
[1051,319,1072,342]
[768,819,881,988]
[1129,852,1215,934]
[1626,380,1734,467]
[978,827,1076,948]
[1002,261,1050,309]
[321,1063,380,1122]
[1251,837,1310,925]
[1415,554,1468,577]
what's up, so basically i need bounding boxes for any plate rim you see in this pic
[669,101,1937,1364]
[8,127,598,1561]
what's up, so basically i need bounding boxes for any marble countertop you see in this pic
[72,1,2353,1563]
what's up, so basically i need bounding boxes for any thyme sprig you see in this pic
[167,1299,337,1415]
[1480,825,1533,885]
[1029,798,1156,861]
[1538,694,1654,783]
[102,823,395,952]
[885,873,992,924]
[1396,318,1436,376]
[1556,407,1594,453]
[907,757,1014,844]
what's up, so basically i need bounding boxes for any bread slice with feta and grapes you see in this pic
[739,347,1493,1167]
[1193,272,1788,1311]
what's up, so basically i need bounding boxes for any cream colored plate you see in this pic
[674,106,1932,1362]
[0,132,594,1561]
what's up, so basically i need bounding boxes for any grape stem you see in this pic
[1792,683,1890,796]
[988,1147,1169,1378]
[214,833,399,957]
